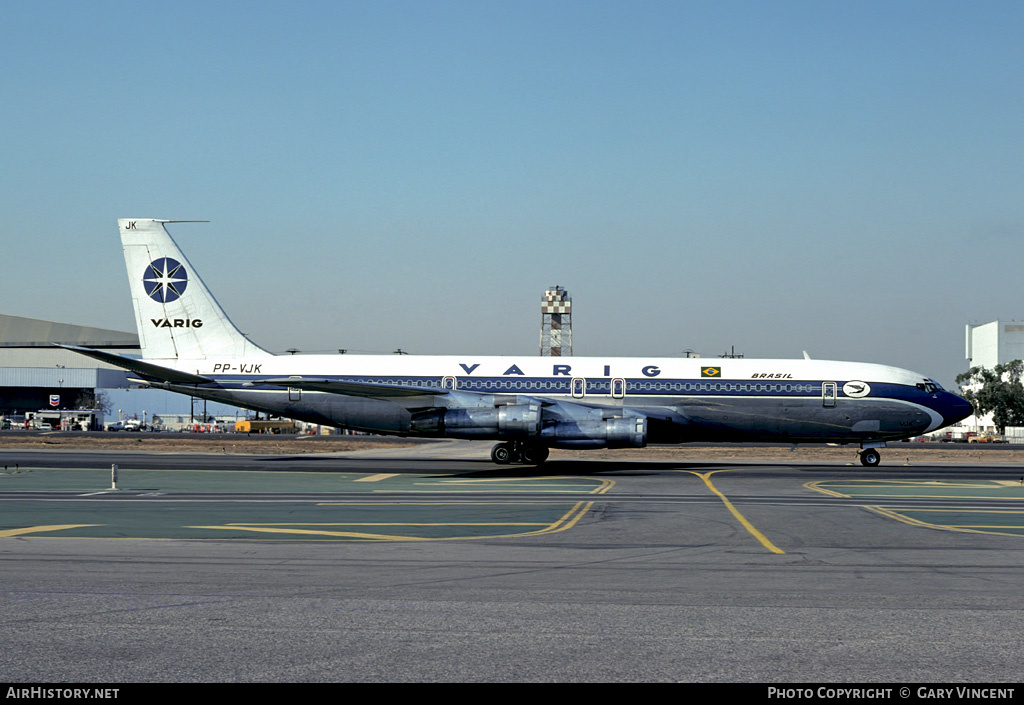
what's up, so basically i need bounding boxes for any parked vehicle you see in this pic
[968,433,1007,444]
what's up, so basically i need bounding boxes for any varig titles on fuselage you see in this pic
[203,361,811,382]
[452,363,794,380]
[475,363,664,377]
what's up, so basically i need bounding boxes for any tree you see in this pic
[74,389,112,414]
[956,360,1024,433]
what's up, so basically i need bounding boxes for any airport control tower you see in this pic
[539,285,572,357]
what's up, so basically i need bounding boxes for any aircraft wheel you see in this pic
[491,443,513,465]
[520,444,549,465]
[859,449,881,467]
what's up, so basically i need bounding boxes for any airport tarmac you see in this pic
[3,439,1024,683]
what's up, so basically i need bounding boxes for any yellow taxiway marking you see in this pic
[805,479,1024,500]
[189,501,595,541]
[683,470,785,554]
[226,522,552,527]
[188,526,434,540]
[955,524,1024,529]
[355,473,399,482]
[422,477,616,494]
[0,524,102,538]
[545,501,593,534]
[866,506,1024,539]
[316,501,579,506]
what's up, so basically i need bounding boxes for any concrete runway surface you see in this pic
[2,440,1024,683]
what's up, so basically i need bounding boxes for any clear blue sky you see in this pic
[3,1,1022,415]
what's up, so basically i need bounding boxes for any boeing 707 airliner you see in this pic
[65,219,972,467]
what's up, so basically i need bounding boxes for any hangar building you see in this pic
[0,314,136,416]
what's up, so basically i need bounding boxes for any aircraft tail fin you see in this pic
[119,219,270,361]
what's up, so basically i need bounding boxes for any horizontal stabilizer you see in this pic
[57,345,212,385]
[252,377,448,398]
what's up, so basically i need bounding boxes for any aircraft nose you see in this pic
[940,391,973,427]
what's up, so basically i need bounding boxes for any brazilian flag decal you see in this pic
[701,366,722,378]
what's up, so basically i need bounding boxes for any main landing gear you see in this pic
[491,441,550,465]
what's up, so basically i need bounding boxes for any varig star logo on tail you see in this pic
[143,257,188,303]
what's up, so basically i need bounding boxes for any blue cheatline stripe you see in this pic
[202,375,924,400]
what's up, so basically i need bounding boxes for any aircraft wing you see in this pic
[253,377,450,398]
[57,345,213,385]
[255,378,684,425]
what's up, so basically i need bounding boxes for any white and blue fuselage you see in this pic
[66,219,972,467]
[171,354,967,445]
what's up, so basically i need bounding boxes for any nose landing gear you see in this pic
[858,447,882,467]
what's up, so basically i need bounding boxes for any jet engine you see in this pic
[411,402,647,449]
[410,403,541,438]
[540,414,648,449]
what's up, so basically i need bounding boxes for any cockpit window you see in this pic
[916,380,943,393]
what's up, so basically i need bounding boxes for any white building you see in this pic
[957,321,1024,440]
[965,321,1024,371]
